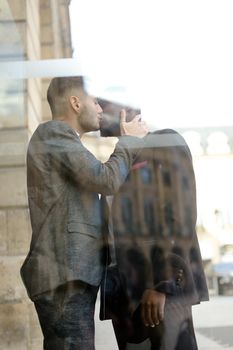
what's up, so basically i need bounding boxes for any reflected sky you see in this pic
[70,0,233,129]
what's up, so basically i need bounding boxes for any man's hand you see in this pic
[141,289,166,327]
[120,109,148,138]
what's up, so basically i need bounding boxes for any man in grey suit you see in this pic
[20,76,148,350]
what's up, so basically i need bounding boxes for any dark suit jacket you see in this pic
[100,129,209,320]
[20,120,143,300]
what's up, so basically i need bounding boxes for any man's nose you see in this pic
[98,104,103,113]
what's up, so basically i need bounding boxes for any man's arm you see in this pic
[43,122,146,195]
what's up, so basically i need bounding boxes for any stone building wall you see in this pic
[0,1,72,349]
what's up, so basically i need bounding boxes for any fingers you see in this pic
[151,303,160,326]
[131,115,141,122]
[133,116,147,128]
[141,290,166,327]
[119,109,126,123]
[143,302,154,326]
[119,106,148,137]
[136,114,142,122]
[121,112,141,124]
[130,115,148,126]
[141,302,159,327]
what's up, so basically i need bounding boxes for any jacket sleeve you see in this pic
[44,125,144,195]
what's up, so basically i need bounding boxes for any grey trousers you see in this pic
[34,281,99,350]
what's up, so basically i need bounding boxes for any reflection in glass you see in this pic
[0,80,25,128]
[121,196,133,230]
[140,167,152,184]
[164,201,174,235]
[182,175,189,190]
[162,170,171,187]
[143,198,155,234]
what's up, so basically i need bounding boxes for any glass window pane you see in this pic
[1,1,233,349]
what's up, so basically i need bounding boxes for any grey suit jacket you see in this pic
[20,120,142,300]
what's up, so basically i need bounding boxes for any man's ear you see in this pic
[69,95,81,113]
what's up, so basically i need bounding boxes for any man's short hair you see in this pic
[47,76,85,118]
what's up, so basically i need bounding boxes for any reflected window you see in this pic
[144,198,155,233]
[150,245,166,283]
[140,167,152,184]
[207,132,230,155]
[163,171,171,187]
[121,196,133,229]
[172,246,184,258]
[184,206,193,235]
[157,223,164,237]
[164,202,174,234]
[182,131,203,156]
[190,246,199,262]
[0,80,25,128]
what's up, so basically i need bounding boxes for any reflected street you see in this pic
[95,295,233,350]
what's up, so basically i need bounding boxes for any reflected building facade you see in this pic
[0,1,72,349]
[88,106,233,297]
[0,1,233,348]
[111,144,196,252]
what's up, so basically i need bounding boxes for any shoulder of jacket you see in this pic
[35,120,78,139]
[39,120,71,132]
[151,128,179,136]
[151,129,189,147]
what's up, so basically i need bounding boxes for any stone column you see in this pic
[0,0,72,348]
